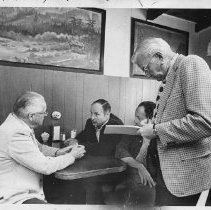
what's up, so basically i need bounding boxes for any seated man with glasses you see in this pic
[0,91,85,204]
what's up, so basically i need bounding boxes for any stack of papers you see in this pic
[104,125,140,135]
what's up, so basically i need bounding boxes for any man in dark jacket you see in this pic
[77,99,123,156]
[44,99,123,204]
[76,99,124,204]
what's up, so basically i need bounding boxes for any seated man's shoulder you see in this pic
[109,113,123,125]
[84,118,94,128]
[11,128,32,142]
[0,122,29,136]
[86,118,92,124]
[0,128,31,147]
[0,114,31,137]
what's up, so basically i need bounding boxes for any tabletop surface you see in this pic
[54,155,126,180]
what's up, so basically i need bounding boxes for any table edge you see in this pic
[55,165,126,180]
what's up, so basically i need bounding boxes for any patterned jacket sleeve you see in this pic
[157,55,211,145]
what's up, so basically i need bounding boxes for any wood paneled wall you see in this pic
[0,65,160,139]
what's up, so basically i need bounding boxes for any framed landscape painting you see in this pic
[130,18,189,78]
[0,7,105,74]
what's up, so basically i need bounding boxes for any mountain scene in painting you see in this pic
[0,7,102,70]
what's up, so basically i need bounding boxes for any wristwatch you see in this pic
[153,123,158,136]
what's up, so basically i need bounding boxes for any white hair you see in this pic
[13,91,45,118]
[134,37,173,58]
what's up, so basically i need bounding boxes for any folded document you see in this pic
[104,125,140,135]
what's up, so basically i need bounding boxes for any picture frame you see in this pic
[130,18,189,78]
[0,7,106,74]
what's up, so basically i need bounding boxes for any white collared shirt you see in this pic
[95,120,108,142]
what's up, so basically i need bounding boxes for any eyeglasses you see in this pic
[142,64,150,74]
[142,56,153,74]
[132,56,152,76]
[33,112,48,117]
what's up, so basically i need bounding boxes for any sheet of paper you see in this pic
[104,125,140,135]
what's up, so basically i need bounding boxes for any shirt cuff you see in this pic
[55,149,60,157]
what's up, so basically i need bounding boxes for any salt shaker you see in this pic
[60,133,66,141]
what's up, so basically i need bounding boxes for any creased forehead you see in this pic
[135,38,172,57]
[91,103,103,112]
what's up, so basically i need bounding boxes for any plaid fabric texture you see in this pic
[154,54,211,197]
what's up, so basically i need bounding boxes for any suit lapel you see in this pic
[155,54,184,124]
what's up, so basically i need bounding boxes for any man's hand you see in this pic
[63,138,78,147]
[137,164,156,188]
[69,145,86,159]
[55,144,85,159]
[137,124,154,140]
[55,145,74,156]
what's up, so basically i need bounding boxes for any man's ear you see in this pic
[105,111,110,120]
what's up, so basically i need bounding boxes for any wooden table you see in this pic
[54,155,126,180]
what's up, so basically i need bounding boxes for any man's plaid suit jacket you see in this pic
[155,54,211,197]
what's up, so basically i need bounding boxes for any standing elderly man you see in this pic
[131,37,211,206]
[0,91,85,204]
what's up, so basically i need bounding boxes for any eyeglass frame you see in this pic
[141,55,155,76]
[131,52,154,77]
[32,111,48,117]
